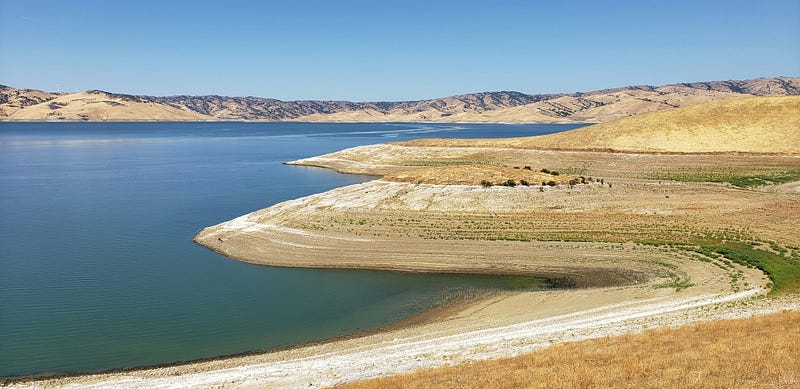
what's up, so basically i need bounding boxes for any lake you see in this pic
[0,122,584,377]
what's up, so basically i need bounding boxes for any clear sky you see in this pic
[1,0,798,101]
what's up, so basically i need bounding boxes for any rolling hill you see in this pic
[398,96,800,154]
[1,77,798,123]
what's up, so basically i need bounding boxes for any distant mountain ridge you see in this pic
[2,77,798,122]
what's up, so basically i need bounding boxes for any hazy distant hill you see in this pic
[2,77,798,122]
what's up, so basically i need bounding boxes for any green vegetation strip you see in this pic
[691,242,800,295]
[639,238,800,295]
[650,169,800,188]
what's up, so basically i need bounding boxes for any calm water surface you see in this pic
[0,122,584,377]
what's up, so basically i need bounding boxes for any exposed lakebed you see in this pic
[0,122,582,377]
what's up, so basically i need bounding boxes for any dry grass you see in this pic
[7,92,213,121]
[397,96,800,154]
[340,310,800,389]
[383,165,575,186]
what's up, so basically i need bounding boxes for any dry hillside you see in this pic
[295,77,800,123]
[2,77,798,122]
[5,91,213,121]
[399,96,800,154]
[0,86,61,117]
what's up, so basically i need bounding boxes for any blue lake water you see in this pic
[0,122,584,377]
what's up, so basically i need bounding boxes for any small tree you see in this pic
[547,180,557,186]
[480,180,493,188]
[520,179,530,186]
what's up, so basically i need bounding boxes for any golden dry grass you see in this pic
[340,310,800,389]
[383,165,573,186]
[398,96,800,154]
[7,92,213,121]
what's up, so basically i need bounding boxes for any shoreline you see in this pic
[9,115,799,386]
[0,285,505,384]
[0,119,591,124]
[9,286,794,388]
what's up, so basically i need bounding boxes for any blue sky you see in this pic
[1,0,798,101]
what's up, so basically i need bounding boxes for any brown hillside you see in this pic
[0,86,60,117]
[3,77,799,122]
[399,96,800,154]
[7,91,213,121]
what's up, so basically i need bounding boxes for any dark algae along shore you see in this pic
[0,122,580,377]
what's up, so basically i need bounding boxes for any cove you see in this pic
[0,122,584,377]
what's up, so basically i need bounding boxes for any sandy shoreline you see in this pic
[9,286,799,388]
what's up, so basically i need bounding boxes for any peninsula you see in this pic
[12,95,800,388]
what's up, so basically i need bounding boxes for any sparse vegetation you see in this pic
[650,168,800,188]
[563,166,588,175]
